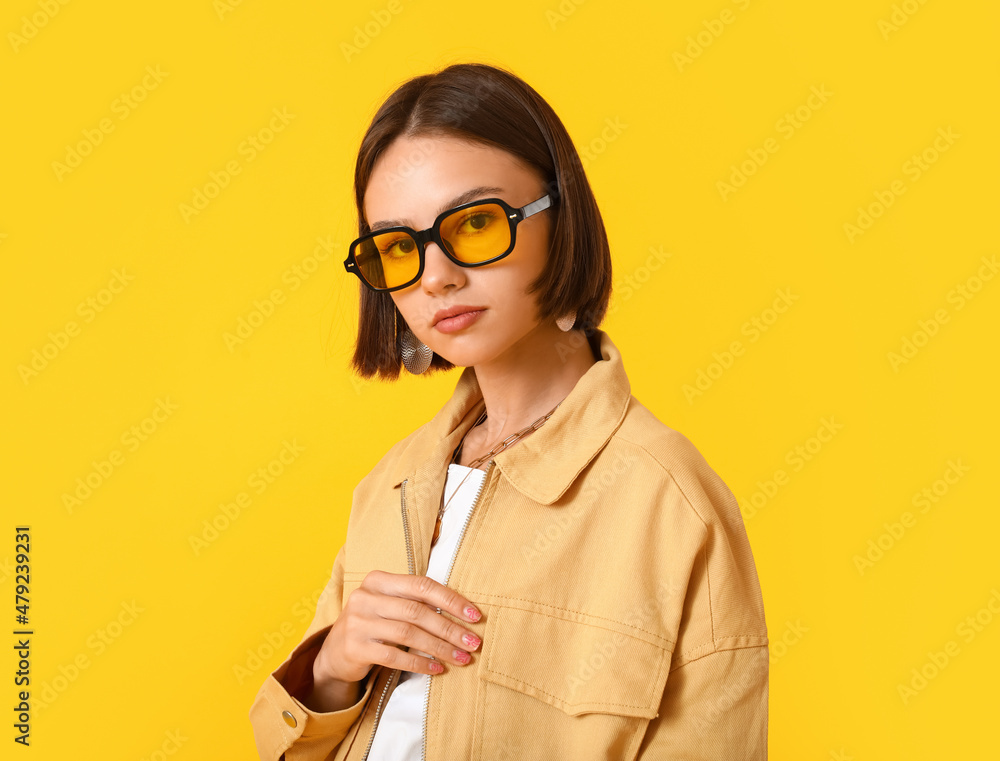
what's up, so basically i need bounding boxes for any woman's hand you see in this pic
[313,570,483,688]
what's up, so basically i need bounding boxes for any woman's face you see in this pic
[363,134,554,369]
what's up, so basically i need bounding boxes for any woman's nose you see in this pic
[419,240,464,292]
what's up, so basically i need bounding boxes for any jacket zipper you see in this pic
[359,479,416,761]
[419,460,494,761]
[359,462,494,761]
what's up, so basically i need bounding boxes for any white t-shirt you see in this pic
[366,462,487,760]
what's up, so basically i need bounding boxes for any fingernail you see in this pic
[465,606,481,622]
[429,661,443,674]
[453,650,471,665]
[462,633,481,650]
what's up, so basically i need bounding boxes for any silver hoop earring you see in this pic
[400,324,432,374]
[556,310,577,332]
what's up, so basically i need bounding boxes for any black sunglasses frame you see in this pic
[343,194,553,292]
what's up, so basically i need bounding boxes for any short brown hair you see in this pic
[348,62,612,381]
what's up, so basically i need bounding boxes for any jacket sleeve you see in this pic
[635,644,769,759]
[248,544,377,761]
[636,439,770,759]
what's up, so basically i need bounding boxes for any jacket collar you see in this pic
[392,329,632,505]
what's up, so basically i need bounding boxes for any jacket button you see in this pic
[282,710,297,728]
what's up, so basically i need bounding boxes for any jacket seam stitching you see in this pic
[484,669,659,713]
[705,540,716,644]
[612,435,720,645]
[610,435,710,530]
[260,683,294,757]
[678,633,767,657]
[669,640,768,672]
[650,627,671,707]
[474,594,675,647]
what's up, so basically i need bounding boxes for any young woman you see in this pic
[250,62,769,761]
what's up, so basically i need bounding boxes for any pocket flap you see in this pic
[479,605,670,719]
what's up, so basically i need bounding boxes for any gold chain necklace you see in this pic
[430,400,563,548]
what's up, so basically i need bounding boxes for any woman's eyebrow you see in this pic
[369,185,505,232]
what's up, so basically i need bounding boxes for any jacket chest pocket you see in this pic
[472,604,671,761]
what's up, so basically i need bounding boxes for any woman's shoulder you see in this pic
[612,395,740,520]
[615,395,714,473]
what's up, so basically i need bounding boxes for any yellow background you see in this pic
[2,0,997,758]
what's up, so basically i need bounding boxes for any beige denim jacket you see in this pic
[249,329,769,760]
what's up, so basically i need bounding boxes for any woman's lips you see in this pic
[434,309,485,333]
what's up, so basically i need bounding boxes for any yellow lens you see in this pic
[439,203,510,264]
[355,231,420,289]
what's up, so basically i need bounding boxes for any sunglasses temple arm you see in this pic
[520,195,551,219]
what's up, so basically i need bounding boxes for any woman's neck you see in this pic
[460,328,599,467]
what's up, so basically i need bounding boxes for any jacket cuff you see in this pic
[249,625,375,761]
